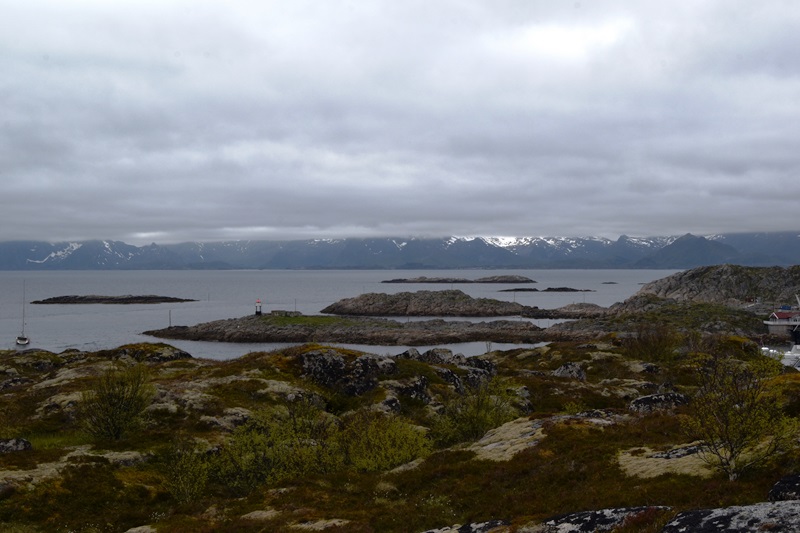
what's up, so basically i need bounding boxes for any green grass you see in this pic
[25,430,92,450]
[262,315,363,327]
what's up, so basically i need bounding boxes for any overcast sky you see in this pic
[2,1,799,245]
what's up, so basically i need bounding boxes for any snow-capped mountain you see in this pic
[0,232,797,270]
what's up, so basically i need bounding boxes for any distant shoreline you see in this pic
[31,295,196,305]
[382,275,536,284]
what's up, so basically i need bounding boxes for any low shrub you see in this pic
[340,410,431,471]
[212,397,343,494]
[164,441,210,504]
[429,377,520,446]
[80,364,154,441]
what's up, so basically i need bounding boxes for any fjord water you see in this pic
[0,269,676,359]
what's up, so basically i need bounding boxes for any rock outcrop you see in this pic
[629,393,689,413]
[526,506,671,532]
[397,348,496,391]
[421,520,510,533]
[634,264,800,306]
[662,501,800,532]
[301,349,396,396]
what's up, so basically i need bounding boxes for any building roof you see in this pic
[769,311,800,320]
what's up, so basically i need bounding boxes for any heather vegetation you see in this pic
[1,308,800,531]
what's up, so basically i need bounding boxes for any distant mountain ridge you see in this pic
[0,232,798,270]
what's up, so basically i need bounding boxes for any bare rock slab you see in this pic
[662,501,800,532]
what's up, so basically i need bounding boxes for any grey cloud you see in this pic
[1,1,799,244]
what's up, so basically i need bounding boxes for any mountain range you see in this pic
[0,232,798,270]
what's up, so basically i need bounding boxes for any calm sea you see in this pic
[0,269,677,360]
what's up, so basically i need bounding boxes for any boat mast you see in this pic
[20,280,26,336]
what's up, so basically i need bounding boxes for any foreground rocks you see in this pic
[662,501,800,532]
[526,506,671,532]
[4,310,800,532]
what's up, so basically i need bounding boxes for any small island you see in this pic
[31,295,196,305]
[144,314,547,345]
[382,275,535,284]
[498,287,594,293]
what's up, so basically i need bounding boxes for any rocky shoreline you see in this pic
[144,314,549,346]
[142,264,800,347]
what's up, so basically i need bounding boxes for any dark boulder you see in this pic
[435,367,465,394]
[386,376,431,404]
[0,438,32,454]
[649,444,703,460]
[461,366,495,389]
[398,347,467,366]
[464,357,496,373]
[300,350,394,396]
[0,377,34,391]
[770,474,800,502]
[552,362,587,382]
[629,392,688,413]
[398,348,496,391]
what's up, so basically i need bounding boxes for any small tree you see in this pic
[622,323,681,363]
[682,354,798,480]
[81,364,153,441]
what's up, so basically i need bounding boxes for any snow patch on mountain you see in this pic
[26,242,82,264]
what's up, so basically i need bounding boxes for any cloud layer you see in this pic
[2,1,799,244]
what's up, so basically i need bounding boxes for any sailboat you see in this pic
[16,282,29,346]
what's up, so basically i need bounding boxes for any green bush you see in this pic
[212,397,343,494]
[212,424,276,494]
[80,364,154,441]
[339,410,431,471]
[164,442,210,504]
[429,377,520,446]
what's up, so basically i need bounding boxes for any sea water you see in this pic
[0,269,677,359]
